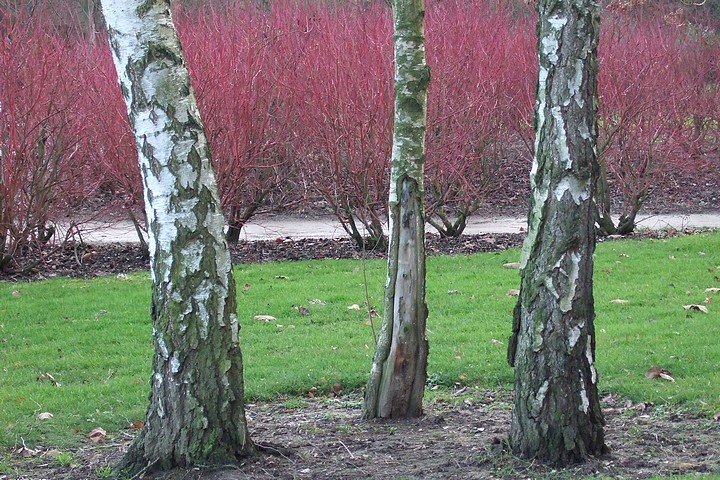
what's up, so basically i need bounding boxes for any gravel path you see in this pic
[61,212,720,244]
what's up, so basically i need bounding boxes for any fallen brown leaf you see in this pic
[37,412,54,421]
[14,446,40,458]
[503,262,521,269]
[683,304,709,313]
[609,299,629,304]
[293,305,311,315]
[631,401,654,412]
[274,275,289,280]
[645,366,675,382]
[507,289,520,296]
[254,315,276,321]
[705,287,720,293]
[331,382,343,396]
[128,421,144,430]
[347,304,361,310]
[88,427,106,443]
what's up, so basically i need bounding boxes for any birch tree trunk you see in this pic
[506,0,608,465]
[99,0,254,475]
[363,0,429,419]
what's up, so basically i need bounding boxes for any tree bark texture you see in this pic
[363,0,429,419]
[507,0,607,465]
[100,0,254,474]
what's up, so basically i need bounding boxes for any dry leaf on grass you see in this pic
[503,262,521,269]
[645,366,675,382]
[309,298,325,305]
[293,305,311,315]
[491,339,503,346]
[37,412,53,421]
[610,299,629,304]
[347,304,361,310]
[714,412,720,422]
[705,288,720,293]
[128,421,144,430]
[274,275,289,280]
[507,289,520,296]
[11,290,22,297]
[447,289,460,295]
[683,304,709,313]
[38,372,61,387]
[254,315,276,321]
[88,427,106,443]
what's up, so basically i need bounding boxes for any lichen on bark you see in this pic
[507,0,607,466]
[100,0,254,475]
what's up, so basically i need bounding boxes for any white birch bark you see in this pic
[507,0,607,465]
[100,0,254,474]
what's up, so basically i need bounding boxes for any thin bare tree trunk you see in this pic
[363,0,429,419]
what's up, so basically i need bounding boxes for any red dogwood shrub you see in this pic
[0,7,95,272]
[425,0,535,236]
[290,2,394,249]
[596,6,720,234]
[177,2,308,243]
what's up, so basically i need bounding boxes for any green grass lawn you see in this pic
[1,231,719,450]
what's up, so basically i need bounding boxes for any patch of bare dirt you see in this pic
[4,391,719,479]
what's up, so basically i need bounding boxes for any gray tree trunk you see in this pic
[363,0,429,419]
[99,0,255,475]
[507,0,608,465]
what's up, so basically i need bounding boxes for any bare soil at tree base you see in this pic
[5,391,719,479]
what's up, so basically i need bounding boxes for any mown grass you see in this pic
[1,231,719,451]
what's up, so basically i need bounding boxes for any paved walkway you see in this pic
[66,212,720,244]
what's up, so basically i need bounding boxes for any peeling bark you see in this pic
[99,0,254,475]
[507,0,607,465]
[363,0,429,419]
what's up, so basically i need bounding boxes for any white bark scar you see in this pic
[560,251,581,312]
[568,325,581,349]
[579,377,589,413]
[586,336,597,384]
[532,380,550,416]
[555,176,590,204]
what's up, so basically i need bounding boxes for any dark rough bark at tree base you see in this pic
[507,0,608,466]
[364,177,429,419]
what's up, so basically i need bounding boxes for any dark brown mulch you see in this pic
[3,224,712,282]
[0,233,527,282]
